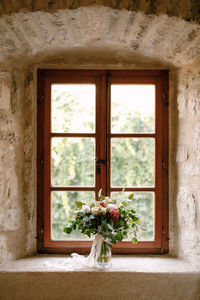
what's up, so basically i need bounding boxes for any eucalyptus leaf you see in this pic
[111,237,116,244]
[128,193,134,200]
[115,233,123,241]
[75,201,84,208]
[131,237,138,244]
[89,214,95,219]
[141,226,148,231]
[107,223,113,231]
[63,227,72,234]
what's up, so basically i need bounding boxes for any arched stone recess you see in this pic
[0,0,199,23]
[0,5,200,269]
[0,7,199,67]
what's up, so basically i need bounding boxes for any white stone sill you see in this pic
[0,254,199,274]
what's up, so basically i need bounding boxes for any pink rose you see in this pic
[109,208,120,221]
[100,200,106,208]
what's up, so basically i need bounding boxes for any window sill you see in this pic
[0,254,199,273]
[0,255,199,300]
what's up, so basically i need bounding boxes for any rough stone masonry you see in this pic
[0,1,200,271]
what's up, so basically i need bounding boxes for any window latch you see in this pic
[95,158,106,174]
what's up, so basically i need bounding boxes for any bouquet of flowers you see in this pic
[64,190,144,268]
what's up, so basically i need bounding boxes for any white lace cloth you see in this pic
[43,234,104,270]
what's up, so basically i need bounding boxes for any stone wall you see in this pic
[0,67,26,262]
[0,7,200,67]
[173,58,200,268]
[0,0,199,23]
[0,3,200,271]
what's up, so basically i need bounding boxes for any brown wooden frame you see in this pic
[37,69,169,254]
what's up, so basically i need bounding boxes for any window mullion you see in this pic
[106,74,111,196]
[96,75,107,197]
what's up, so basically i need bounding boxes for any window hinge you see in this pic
[162,226,165,235]
[162,92,169,106]
[162,160,168,170]
[106,72,111,84]
[36,227,44,241]
[37,93,44,105]
[162,227,170,241]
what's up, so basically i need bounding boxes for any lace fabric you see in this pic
[43,234,104,270]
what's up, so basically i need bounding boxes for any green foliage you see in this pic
[63,194,142,245]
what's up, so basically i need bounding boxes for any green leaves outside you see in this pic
[63,227,72,234]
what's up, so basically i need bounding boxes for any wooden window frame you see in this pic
[37,69,169,254]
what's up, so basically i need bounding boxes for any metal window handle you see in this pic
[95,158,106,174]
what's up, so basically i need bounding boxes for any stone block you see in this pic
[11,68,22,116]
[188,88,200,115]
[183,163,200,176]
[0,129,19,145]
[0,142,22,232]
[177,93,187,118]
[177,187,196,231]
[0,112,14,125]
[193,122,200,160]
[0,207,22,232]
[176,145,188,162]
[0,78,11,111]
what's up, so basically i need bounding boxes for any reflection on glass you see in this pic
[52,138,95,186]
[51,84,95,133]
[112,192,154,241]
[111,85,155,133]
[51,191,94,240]
[111,138,155,187]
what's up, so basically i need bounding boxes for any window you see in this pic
[37,70,168,254]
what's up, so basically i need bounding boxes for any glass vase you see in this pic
[95,238,112,269]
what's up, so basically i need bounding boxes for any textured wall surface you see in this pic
[22,67,37,256]
[0,7,200,67]
[0,255,199,300]
[0,0,199,276]
[0,67,25,262]
[0,0,199,23]
[174,58,200,269]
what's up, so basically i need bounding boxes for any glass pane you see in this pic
[52,84,95,133]
[111,138,155,187]
[111,85,155,133]
[51,191,94,240]
[112,192,154,241]
[52,138,95,186]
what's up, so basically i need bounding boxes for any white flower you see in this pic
[107,204,118,210]
[111,197,117,204]
[81,205,90,214]
[91,207,99,216]
[89,201,95,208]
[100,207,107,215]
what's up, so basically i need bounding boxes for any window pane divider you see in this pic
[110,133,156,138]
[51,133,96,138]
[110,187,156,192]
[51,186,95,191]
